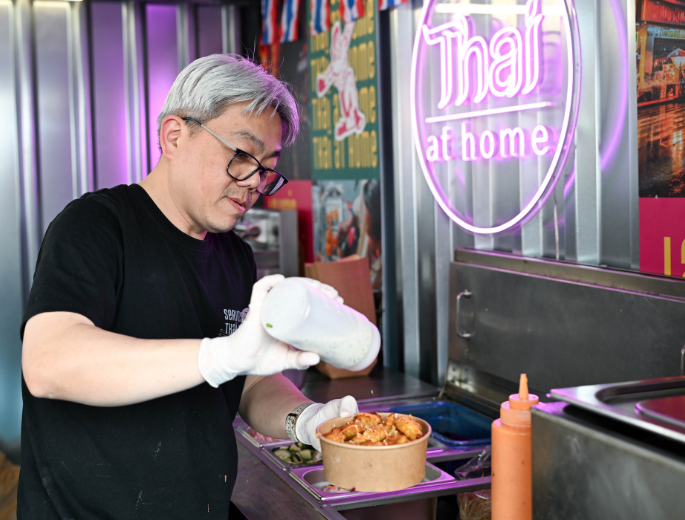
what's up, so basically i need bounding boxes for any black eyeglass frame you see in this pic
[182,116,289,196]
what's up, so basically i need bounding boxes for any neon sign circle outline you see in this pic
[410,0,581,235]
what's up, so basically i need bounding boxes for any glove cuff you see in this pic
[198,337,239,388]
[295,402,323,445]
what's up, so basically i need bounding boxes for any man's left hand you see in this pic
[295,396,358,452]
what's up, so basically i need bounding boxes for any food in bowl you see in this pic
[322,412,424,446]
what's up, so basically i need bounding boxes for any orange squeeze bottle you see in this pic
[491,374,539,520]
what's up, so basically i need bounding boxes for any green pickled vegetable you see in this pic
[274,449,291,462]
[300,449,312,460]
[288,444,301,452]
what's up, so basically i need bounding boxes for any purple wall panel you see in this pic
[196,6,223,58]
[146,5,178,170]
[90,3,128,189]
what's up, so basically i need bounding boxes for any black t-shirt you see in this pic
[18,184,255,519]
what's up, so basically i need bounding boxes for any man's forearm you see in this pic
[23,311,204,406]
[238,373,311,440]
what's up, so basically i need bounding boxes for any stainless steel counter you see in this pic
[230,367,490,519]
[298,364,440,404]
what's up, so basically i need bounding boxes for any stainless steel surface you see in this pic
[387,0,640,383]
[123,0,147,184]
[0,0,244,444]
[598,0,639,270]
[278,210,299,278]
[551,377,685,445]
[290,462,455,506]
[449,260,685,394]
[455,248,685,299]
[34,2,76,233]
[389,2,422,381]
[443,360,523,417]
[236,426,490,518]
[573,0,600,265]
[0,0,24,443]
[636,396,685,430]
[221,5,240,55]
[69,1,93,197]
[532,402,685,520]
[681,346,685,377]
[299,365,440,405]
[455,290,473,339]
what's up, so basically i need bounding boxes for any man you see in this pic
[19,54,357,519]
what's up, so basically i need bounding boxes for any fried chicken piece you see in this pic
[382,413,396,431]
[323,428,344,443]
[354,412,382,426]
[340,421,363,439]
[395,415,423,441]
[349,425,388,444]
[386,434,408,445]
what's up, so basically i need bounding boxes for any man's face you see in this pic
[171,101,283,234]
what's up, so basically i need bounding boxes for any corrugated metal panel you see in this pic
[389,0,640,384]
[0,0,241,445]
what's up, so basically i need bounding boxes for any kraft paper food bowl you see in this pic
[316,412,432,492]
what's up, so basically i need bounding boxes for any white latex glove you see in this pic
[198,274,321,387]
[295,395,358,452]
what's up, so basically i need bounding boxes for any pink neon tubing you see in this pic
[410,0,579,235]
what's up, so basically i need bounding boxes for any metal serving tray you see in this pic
[288,462,490,511]
[550,376,685,445]
[289,462,453,503]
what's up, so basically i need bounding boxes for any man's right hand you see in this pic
[197,275,320,387]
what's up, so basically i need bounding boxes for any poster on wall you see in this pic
[312,179,382,289]
[637,0,685,277]
[307,0,380,180]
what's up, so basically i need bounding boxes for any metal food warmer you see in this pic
[232,249,685,519]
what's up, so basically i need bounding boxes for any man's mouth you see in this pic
[227,197,246,213]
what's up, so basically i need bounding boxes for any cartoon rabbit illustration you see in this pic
[316,21,366,141]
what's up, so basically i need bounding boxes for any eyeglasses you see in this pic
[182,117,288,196]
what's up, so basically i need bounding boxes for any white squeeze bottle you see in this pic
[260,278,381,371]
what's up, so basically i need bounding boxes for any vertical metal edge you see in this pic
[14,0,40,299]
[376,6,399,369]
[71,1,93,195]
[221,4,239,55]
[65,2,79,201]
[176,3,189,71]
[625,0,639,270]
[390,2,420,377]
[573,0,601,265]
[123,1,147,183]
[135,2,149,180]
[132,2,146,182]
[122,2,134,186]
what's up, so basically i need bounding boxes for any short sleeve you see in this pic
[21,197,123,339]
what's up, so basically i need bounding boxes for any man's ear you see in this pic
[159,115,184,159]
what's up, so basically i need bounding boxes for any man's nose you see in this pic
[237,171,261,191]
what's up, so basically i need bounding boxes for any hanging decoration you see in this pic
[339,0,365,23]
[281,0,301,42]
[261,0,279,44]
[378,0,408,10]
[310,0,331,35]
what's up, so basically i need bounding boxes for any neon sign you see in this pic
[411,0,580,234]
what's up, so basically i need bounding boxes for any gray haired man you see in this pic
[19,54,357,519]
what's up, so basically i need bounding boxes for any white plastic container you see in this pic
[260,278,380,371]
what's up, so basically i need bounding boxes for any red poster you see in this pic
[639,198,685,277]
[263,180,314,265]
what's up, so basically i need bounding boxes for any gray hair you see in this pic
[157,54,300,147]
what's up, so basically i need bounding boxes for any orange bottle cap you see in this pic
[500,374,539,426]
